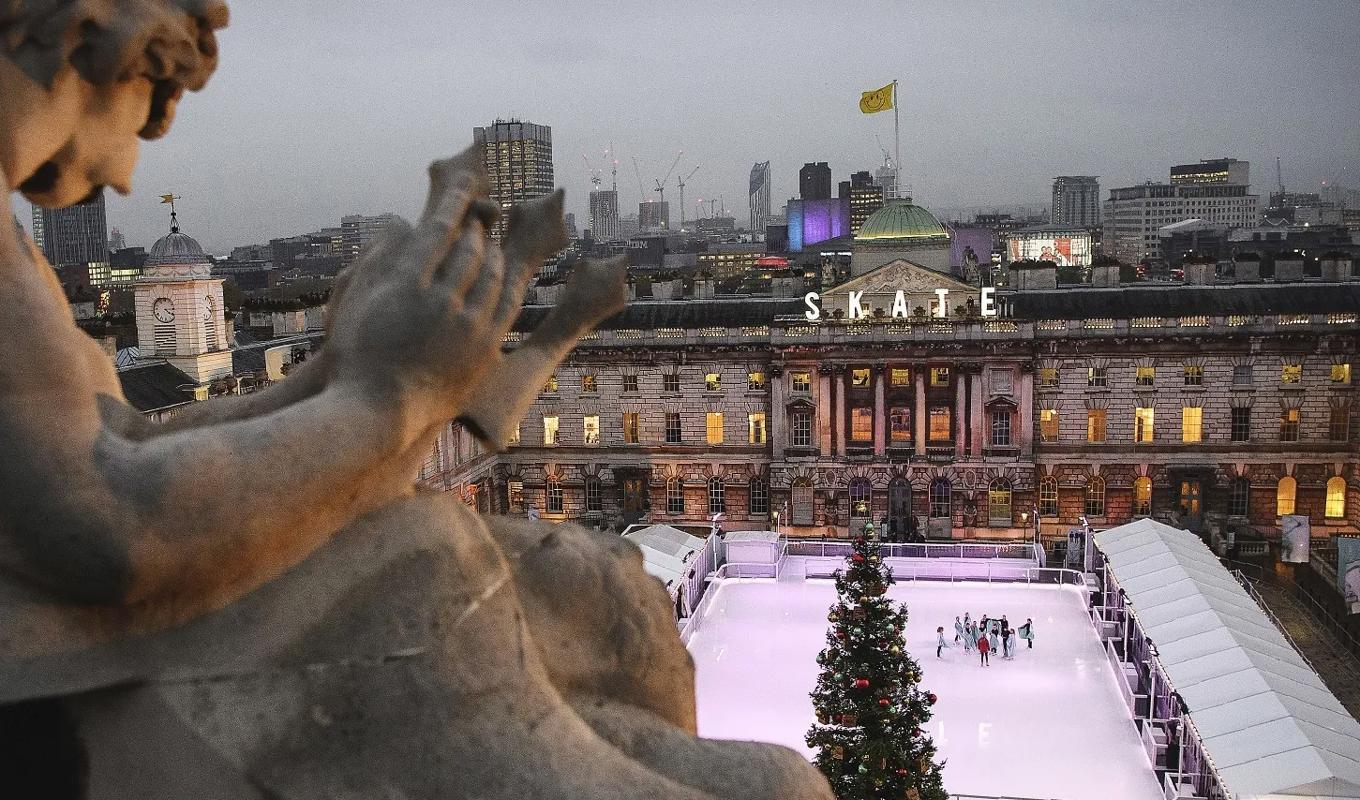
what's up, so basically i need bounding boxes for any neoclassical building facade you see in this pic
[428,260,1359,545]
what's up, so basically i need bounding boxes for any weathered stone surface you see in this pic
[0,2,831,797]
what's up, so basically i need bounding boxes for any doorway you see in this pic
[889,479,912,541]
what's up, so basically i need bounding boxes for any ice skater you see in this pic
[964,612,972,630]
[937,626,948,658]
[977,632,991,666]
[1001,626,1010,659]
[962,622,976,653]
[988,625,1001,658]
[1020,618,1036,649]
[953,616,965,643]
[1005,628,1018,661]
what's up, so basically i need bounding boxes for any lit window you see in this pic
[1277,476,1297,516]
[1281,363,1302,384]
[791,371,811,392]
[583,415,600,445]
[748,413,767,444]
[889,407,911,443]
[849,479,871,520]
[748,371,767,390]
[1231,407,1251,442]
[585,478,603,513]
[546,480,563,514]
[991,410,1012,447]
[1135,366,1156,387]
[708,477,725,516]
[706,412,724,445]
[581,374,598,392]
[928,407,951,442]
[665,412,682,444]
[1326,476,1346,519]
[1228,478,1249,517]
[1280,408,1300,442]
[1181,407,1202,443]
[705,372,722,391]
[1088,366,1107,387]
[750,478,769,516]
[1332,364,1352,385]
[1039,409,1058,442]
[1183,365,1203,386]
[1134,477,1152,516]
[931,367,951,387]
[667,478,685,515]
[543,374,558,393]
[792,410,813,447]
[890,368,911,387]
[1038,477,1058,516]
[1134,407,1155,443]
[1087,409,1107,443]
[851,407,873,442]
[543,415,559,446]
[989,479,1012,526]
[508,480,524,515]
[622,374,639,393]
[1038,367,1059,388]
[663,373,680,393]
[623,412,640,444]
[1085,477,1106,517]
[851,368,871,388]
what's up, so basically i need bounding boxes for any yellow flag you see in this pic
[160,194,177,204]
[859,82,894,114]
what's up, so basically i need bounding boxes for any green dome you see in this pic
[854,199,950,243]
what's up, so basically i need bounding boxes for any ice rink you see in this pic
[688,578,1163,800]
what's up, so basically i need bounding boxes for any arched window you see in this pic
[1326,476,1347,519]
[749,477,769,517]
[1038,476,1058,516]
[545,479,564,515]
[988,478,1013,526]
[666,478,685,515]
[708,476,726,516]
[1085,476,1106,517]
[1229,477,1250,517]
[1277,476,1297,517]
[1133,477,1152,517]
[849,479,872,521]
[929,479,952,519]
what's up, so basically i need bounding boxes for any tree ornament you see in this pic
[927,692,937,705]
[891,645,901,655]
[878,698,890,707]
[854,677,870,689]
[851,553,865,563]
[857,764,869,775]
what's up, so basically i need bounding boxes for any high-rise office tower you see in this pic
[31,191,108,269]
[589,188,620,241]
[1169,158,1249,187]
[1051,176,1101,227]
[473,119,555,241]
[846,170,884,235]
[799,162,832,200]
[639,200,671,232]
[749,161,771,234]
[874,164,899,200]
[340,213,398,265]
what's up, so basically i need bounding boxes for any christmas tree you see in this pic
[806,523,948,800]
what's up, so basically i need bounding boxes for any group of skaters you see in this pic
[936,613,1035,666]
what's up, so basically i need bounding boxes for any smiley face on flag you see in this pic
[859,82,894,114]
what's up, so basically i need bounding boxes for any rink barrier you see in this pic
[785,540,1038,562]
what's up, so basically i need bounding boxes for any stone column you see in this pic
[770,366,786,454]
[970,371,985,456]
[817,368,833,456]
[873,365,886,456]
[955,367,968,458]
[833,367,846,457]
[914,365,927,457]
[1018,367,1034,455]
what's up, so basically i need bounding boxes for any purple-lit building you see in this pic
[949,226,997,273]
[787,197,850,252]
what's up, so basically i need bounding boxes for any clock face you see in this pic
[152,297,175,323]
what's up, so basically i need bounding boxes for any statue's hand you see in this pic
[326,146,563,425]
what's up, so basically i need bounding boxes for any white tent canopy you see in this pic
[624,525,706,597]
[1096,519,1360,800]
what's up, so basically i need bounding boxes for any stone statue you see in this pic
[0,2,831,797]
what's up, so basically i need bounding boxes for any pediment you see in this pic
[831,260,975,295]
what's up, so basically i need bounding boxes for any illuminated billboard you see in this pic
[1006,234,1092,267]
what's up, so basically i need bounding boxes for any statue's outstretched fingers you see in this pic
[559,255,628,323]
[420,144,489,223]
[497,191,569,313]
[329,217,410,317]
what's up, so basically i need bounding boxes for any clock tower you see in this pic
[134,217,232,385]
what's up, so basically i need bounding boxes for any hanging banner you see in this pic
[1338,537,1360,615]
[1281,515,1311,564]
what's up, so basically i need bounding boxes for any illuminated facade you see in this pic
[589,188,620,241]
[1105,183,1260,264]
[749,161,771,233]
[32,192,109,272]
[1051,176,1101,228]
[474,119,555,241]
[432,261,1360,546]
[1170,158,1250,187]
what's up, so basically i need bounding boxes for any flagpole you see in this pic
[892,79,901,199]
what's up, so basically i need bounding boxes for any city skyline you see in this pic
[10,0,1360,254]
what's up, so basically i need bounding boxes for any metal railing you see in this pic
[785,539,1037,562]
[1232,570,1320,677]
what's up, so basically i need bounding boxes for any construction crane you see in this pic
[631,157,647,204]
[677,165,700,229]
[582,153,602,190]
[652,150,683,204]
[608,141,618,193]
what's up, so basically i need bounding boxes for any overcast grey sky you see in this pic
[14,0,1360,253]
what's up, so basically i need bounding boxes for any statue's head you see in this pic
[0,0,229,207]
